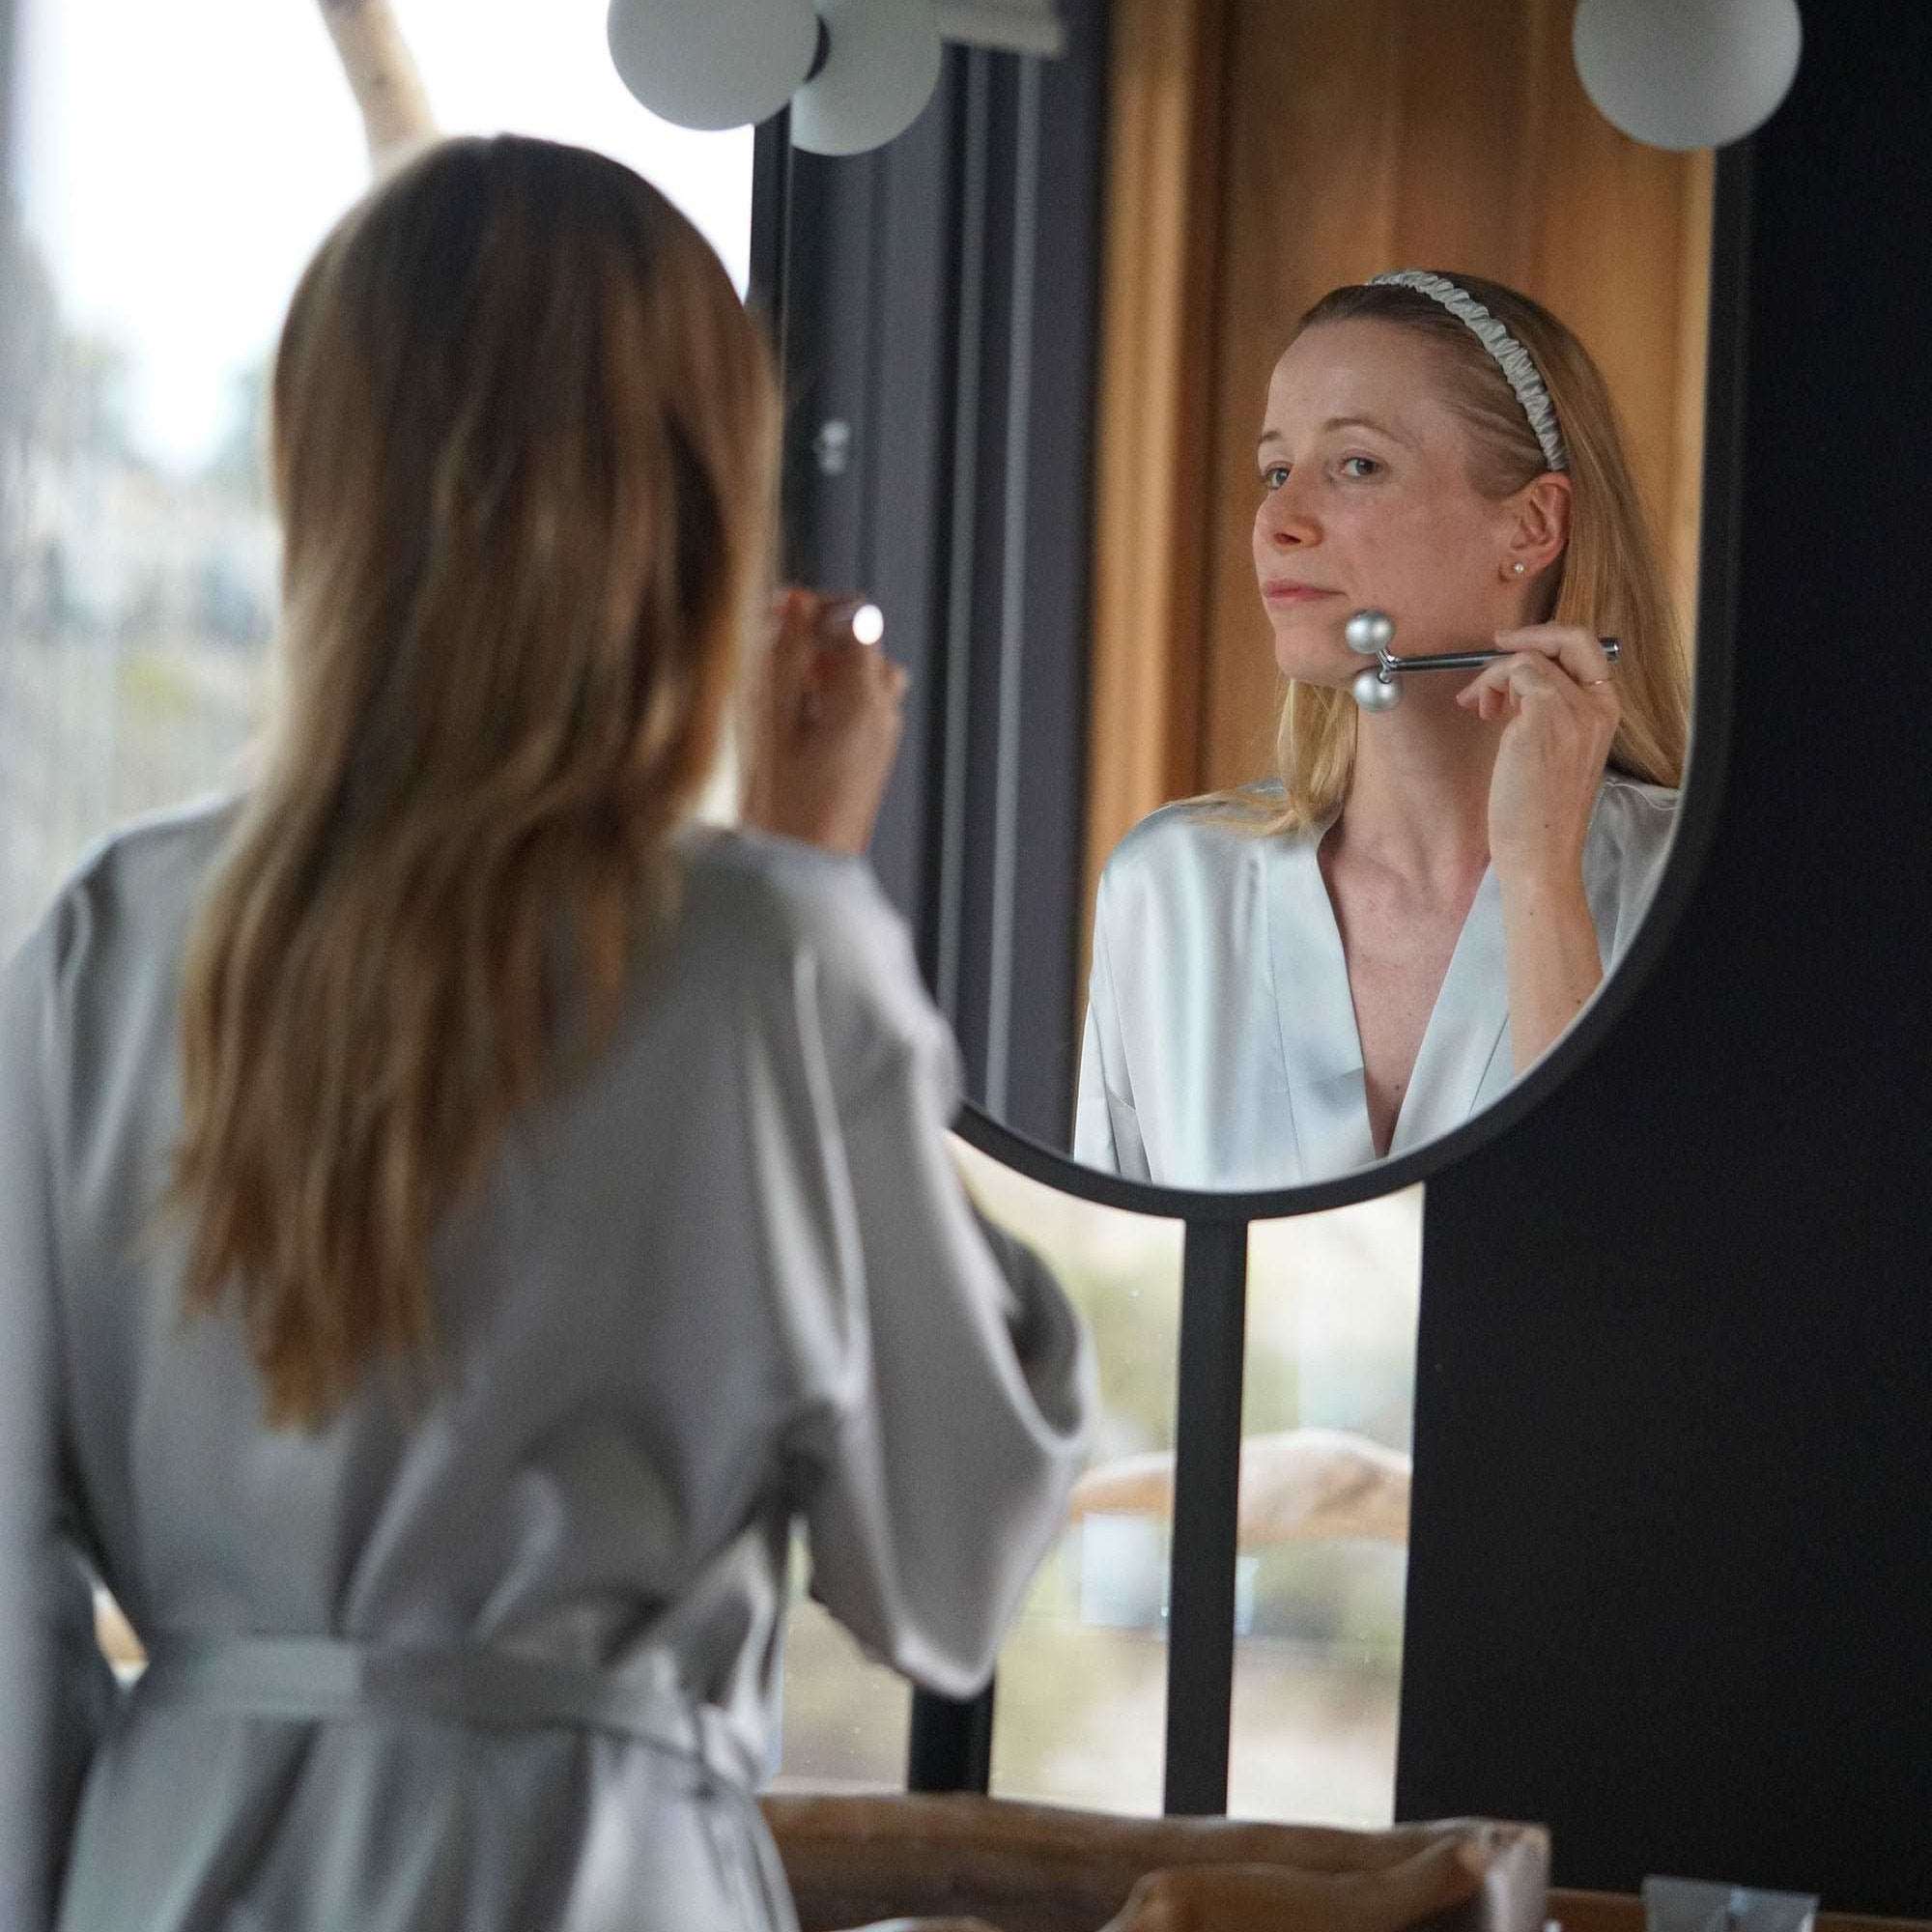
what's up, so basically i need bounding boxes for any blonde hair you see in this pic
[172,136,779,1428]
[1235,272,1688,835]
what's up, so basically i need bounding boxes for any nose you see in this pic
[1256,476,1319,548]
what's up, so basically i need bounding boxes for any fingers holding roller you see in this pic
[1456,626,1621,731]
[746,587,908,856]
[1492,621,1612,680]
[1485,622,1621,713]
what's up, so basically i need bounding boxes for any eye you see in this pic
[1339,455,1382,479]
[1261,463,1291,491]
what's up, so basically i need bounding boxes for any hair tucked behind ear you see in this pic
[171,136,778,1428]
[1223,272,1688,836]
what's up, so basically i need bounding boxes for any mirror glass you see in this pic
[1037,3,1714,1193]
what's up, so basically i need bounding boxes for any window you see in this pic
[1,0,752,956]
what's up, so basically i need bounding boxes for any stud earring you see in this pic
[1511,561,1526,576]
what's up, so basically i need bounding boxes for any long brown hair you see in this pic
[1238,272,1688,835]
[172,136,778,1427]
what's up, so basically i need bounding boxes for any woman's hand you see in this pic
[743,589,908,857]
[1456,623,1619,888]
[1458,623,1618,1071]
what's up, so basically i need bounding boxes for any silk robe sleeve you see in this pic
[1072,869,1150,1179]
[0,919,117,1932]
[761,858,1094,1700]
[1598,777,1680,969]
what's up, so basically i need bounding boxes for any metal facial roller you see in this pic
[817,597,885,646]
[1345,608,1619,712]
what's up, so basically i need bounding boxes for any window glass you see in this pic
[1229,1192,1420,1825]
[775,1136,1189,1802]
[956,1135,1184,1816]
[960,1135,1421,1825]
[1,0,752,956]
[773,1539,912,1793]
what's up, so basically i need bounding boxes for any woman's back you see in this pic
[6,801,1089,1930]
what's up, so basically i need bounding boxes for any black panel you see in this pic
[942,36,1104,1143]
[766,11,1108,1802]
[771,85,950,955]
[1399,6,1932,1913]
[770,10,1104,1152]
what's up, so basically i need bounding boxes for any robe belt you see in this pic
[132,1634,752,1792]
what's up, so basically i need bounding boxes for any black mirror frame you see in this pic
[927,139,1753,1818]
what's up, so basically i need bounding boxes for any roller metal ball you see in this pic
[1351,667,1403,712]
[1344,609,1395,657]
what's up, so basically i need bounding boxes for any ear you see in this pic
[1504,472,1572,576]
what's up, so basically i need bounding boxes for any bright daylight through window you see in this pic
[0,0,753,954]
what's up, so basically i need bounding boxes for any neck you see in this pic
[1332,684,1498,889]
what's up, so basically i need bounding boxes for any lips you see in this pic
[1262,582,1341,603]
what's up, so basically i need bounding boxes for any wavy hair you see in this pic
[1234,272,1689,835]
[171,136,778,1427]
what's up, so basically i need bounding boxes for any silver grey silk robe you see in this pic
[1075,774,1679,1189]
[0,800,1093,1932]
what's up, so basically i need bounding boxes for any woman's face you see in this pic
[1252,320,1531,685]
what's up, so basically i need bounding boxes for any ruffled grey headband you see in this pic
[1368,270,1568,473]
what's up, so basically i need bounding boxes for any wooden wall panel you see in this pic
[1196,0,1409,793]
[1089,0,1713,844]
[1082,0,1228,928]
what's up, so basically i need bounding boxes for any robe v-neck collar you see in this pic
[1264,815,1512,1181]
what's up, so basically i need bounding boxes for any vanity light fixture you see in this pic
[607,0,944,156]
[606,0,819,132]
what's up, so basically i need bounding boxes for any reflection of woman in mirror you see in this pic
[1077,271,1689,1189]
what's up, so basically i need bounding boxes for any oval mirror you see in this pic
[948,3,1735,1216]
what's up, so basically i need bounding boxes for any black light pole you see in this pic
[748,105,794,351]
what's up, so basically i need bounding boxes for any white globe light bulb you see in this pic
[791,0,943,156]
[607,0,820,131]
[1573,0,1803,152]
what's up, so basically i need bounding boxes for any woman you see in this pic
[0,136,1090,1931]
[1076,271,1687,1190]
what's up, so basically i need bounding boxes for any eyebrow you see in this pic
[1256,414,1413,453]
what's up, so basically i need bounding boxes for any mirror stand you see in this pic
[909,1212,1252,1813]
